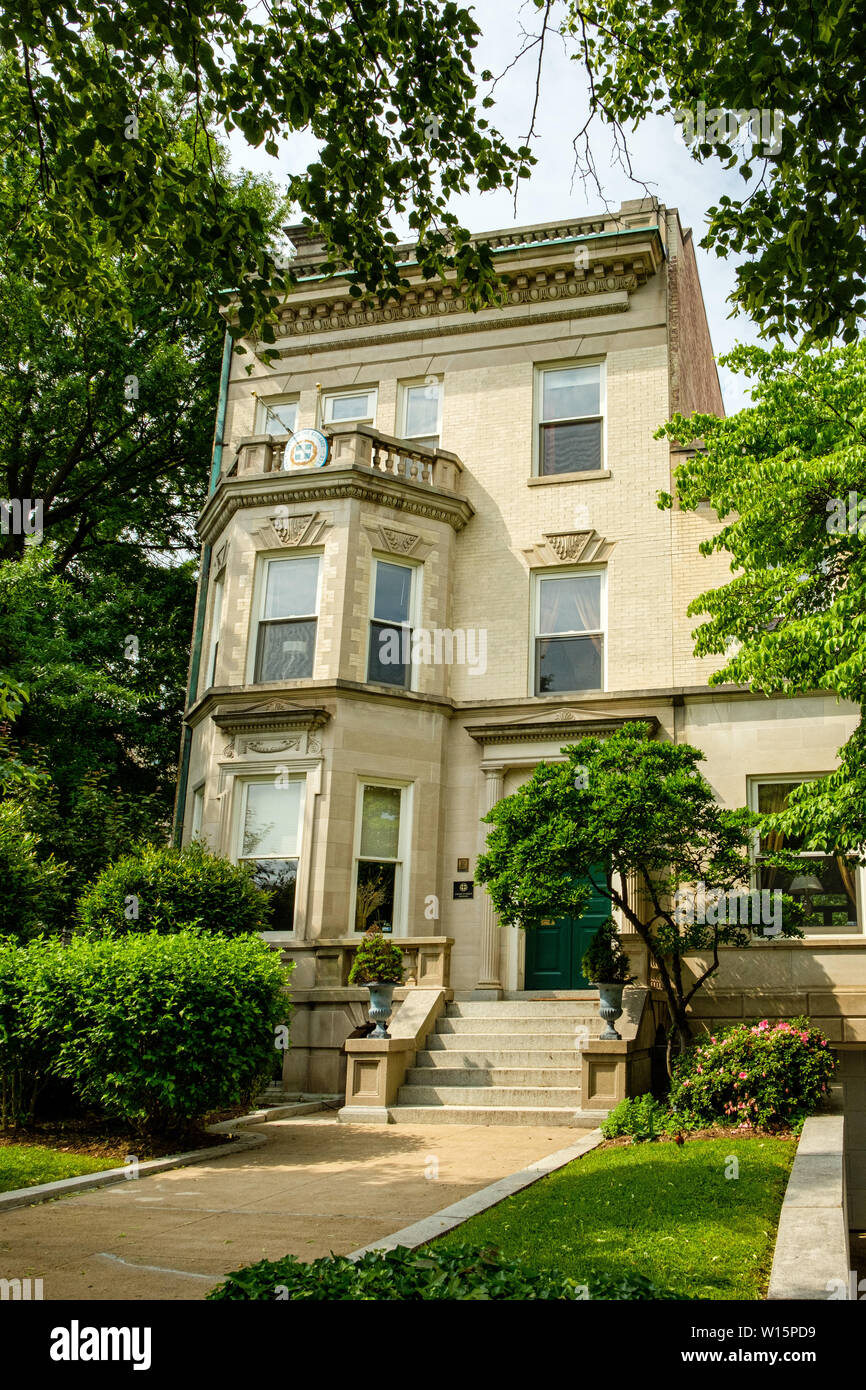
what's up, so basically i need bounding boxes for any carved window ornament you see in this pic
[522,529,615,568]
[253,512,331,549]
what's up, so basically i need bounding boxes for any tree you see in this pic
[475,723,805,1055]
[0,546,187,921]
[658,341,866,853]
[546,0,866,343]
[0,4,526,343]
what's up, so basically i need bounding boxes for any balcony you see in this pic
[198,423,473,547]
[231,422,464,493]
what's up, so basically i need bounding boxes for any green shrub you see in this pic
[669,1018,837,1129]
[581,917,633,984]
[0,801,66,943]
[0,942,54,1127]
[601,1094,692,1141]
[76,839,272,937]
[26,933,292,1133]
[347,925,404,985]
[207,1243,676,1300]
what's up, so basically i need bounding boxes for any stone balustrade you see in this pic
[232,423,464,493]
[278,935,453,992]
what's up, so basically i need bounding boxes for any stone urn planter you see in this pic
[366,981,397,1039]
[347,924,404,1042]
[596,982,626,1040]
[581,917,634,1043]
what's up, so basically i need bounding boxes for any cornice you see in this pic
[197,464,475,546]
[466,713,661,745]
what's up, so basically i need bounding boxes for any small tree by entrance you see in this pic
[475,722,806,1057]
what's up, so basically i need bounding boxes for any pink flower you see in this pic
[739,1072,747,1079]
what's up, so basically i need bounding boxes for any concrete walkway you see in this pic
[0,1114,595,1300]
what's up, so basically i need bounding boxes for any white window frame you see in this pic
[247,550,323,685]
[234,772,308,936]
[398,377,443,448]
[255,393,299,436]
[530,566,607,697]
[365,554,422,691]
[189,783,205,841]
[747,775,863,935]
[205,568,225,689]
[321,387,378,428]
[533,359,607,478]
[349,777,414,937]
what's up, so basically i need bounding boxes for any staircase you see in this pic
[389,998,603,1125]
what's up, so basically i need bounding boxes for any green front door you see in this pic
[524,866,609,990]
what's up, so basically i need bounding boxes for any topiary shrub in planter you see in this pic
[348,925,404,1039]
[207,1243,678,1300]
[26,933,292,1134]
[669,1018,838,1130]
[582,917,635,1041]
[76,839,272,937]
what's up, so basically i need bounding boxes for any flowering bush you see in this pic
[669,1018,837,1129]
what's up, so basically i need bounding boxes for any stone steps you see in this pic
[389,1104,584,1127]
[405,1065,582,1088]
[389,997,600,1126]
[400,1084,582,1106]
[415,1048,582,1068]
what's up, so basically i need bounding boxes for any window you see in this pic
[237,777,306,932]
[400,380,441,448]
[353,782,409,933]
[190,785,204,840]
[367,558,416,688]
[206,570,224,687]
[253,555,320,683]
[255,395,298,436]
[533,571,604,694]
[751,778,859,931]
[322,388,377,426]
[537,363,603,475]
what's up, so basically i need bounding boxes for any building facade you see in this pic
[177,198,865,1190]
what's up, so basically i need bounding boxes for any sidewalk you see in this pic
[0,1114,595,1300]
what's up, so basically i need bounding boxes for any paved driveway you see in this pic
[0,1114,593,1300]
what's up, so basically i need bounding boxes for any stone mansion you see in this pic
[175,199,865,1204]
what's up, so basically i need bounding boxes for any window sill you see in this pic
[528,469,610,486]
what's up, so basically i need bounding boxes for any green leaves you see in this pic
[1,932,292,1133]
[660,341,866,849]
[557,0,866,343]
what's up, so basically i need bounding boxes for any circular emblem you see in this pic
[285,428,329,468]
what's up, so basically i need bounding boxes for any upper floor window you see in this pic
[400,379,441,448]
[253,554,320,683]
[190,784,204,840]
[322,388,377,426]
[750,778,859,931]
[367,558,417,689]
[533,570,604,694]
[206,569,224,687]
[537,363,604,475]
[255,394,298,436]
[237,775,306,932]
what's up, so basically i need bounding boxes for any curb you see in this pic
[348,1127,604,1258]
[0,1097,335,1212]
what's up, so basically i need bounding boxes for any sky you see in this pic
[229,0,769,414]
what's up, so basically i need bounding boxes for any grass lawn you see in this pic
[0,1143,122,1194]
[430,1137,796,1300]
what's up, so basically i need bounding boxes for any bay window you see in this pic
[253,554,320,683]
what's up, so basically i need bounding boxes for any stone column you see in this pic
[473,764,505,998]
